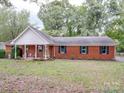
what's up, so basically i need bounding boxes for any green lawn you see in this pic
[0,59,124,92]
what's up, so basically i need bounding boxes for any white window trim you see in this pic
[101,46,108,54]
[60,46,66,54]
[38,45,43,52]
[80,46,87,54]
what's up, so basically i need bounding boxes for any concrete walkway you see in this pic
[116,56,124,62]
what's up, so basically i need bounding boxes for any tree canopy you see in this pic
[0,7,30,41]
[0,0,12,7]
[38,0,124,52]
[106,0,124,52]
[0,0,123,52]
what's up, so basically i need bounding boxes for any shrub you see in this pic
[0,49,5,58]
[11,46,21,58]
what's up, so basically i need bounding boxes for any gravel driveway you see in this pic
[116,56,124,62]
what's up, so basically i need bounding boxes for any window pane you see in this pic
[82,50,86,53]
[100,46,108,54]
[80,46,87,54]
[59,46,66,54]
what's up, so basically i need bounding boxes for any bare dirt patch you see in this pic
[0,73,86,93]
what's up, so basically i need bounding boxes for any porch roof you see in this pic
[11,26,54,45]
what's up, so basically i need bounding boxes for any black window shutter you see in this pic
[107,46,109,54]
[100,46,102,54]
[80,46,82,54]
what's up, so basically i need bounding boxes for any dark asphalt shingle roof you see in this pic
[10,26,116,46]
[52,36,115,46]
[31,26,115,46]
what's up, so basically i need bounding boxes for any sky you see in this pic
[10,0,84,29]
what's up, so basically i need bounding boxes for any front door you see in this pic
[37,45,44,58]
[26,45,35,58]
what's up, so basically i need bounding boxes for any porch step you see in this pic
[33,58,55,61]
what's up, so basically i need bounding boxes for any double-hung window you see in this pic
[59,46,66,54]
[38,45,43,52]
[100,46,109,54]
[80,46,88,54]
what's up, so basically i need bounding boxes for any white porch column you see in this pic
[24,45,27,59]
[14,45,17,59]
[44,45,47,59]
[35,45,37,59]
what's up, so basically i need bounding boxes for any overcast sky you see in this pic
[10,0,84,29]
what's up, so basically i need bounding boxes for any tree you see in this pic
[38,0,87,36]
[0,0,12,7]
[38,0,109,36]
[85,0,106,35]
[38,0,64,31]
[84,0,122,36]
[38,0,123,38]
[105,0,124,52]
[106,17,124,52]
[0,7,30,41]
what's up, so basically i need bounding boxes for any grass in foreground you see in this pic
[0,59,124,93]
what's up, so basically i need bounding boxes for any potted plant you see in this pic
[71,54,75,60]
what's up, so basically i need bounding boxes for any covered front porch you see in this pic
[9,26,56,60]
[14,44,54,60]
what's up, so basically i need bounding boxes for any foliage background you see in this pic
[0,0,123,52]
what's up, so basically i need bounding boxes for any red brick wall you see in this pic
[5,45,115,60]
[26,45,44,58]
[54,46,115,60]
[49,46,54,58]
[5,45,12,57]
[26,45,35,57]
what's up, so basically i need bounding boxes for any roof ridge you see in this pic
[53,36,109,38]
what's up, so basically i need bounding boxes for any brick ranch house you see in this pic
[5,26,116,60]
